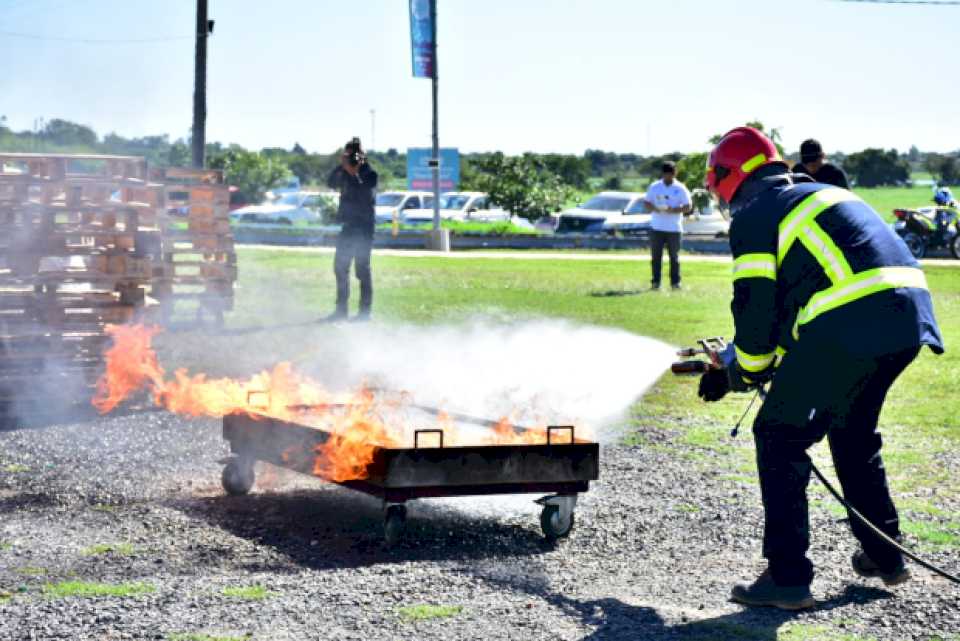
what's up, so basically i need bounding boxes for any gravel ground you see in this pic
[1,410,958,641]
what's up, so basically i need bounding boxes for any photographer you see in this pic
[324,138,378,322]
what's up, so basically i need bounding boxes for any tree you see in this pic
[42,118,98,147]
[675,152,707,192]
[208,149,291,204]
[925,153,960,186]
[471,153,571,221]
[843,148,910,187]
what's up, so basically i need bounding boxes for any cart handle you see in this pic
[547,425,575,445]
[414,429,444,449]
[246,390,270,410]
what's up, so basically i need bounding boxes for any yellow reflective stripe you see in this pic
[740,153,767,174]
[777,188,858,266]
[796,267,928,328]
[735,345,776,372]
[733,253,777,281]
[798,222,853,284]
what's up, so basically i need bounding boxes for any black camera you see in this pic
[345,137,363,167]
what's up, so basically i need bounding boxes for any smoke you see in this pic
[295,319,675,443]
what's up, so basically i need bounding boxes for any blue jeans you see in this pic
[333,231,372,313]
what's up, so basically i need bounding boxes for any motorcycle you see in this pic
[891,206,960,259]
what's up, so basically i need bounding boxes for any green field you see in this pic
[229,248,960,528]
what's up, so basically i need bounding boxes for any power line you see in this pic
[0,29,193,44]
[836,0,960,4]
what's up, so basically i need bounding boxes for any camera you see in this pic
[345,137,363,167]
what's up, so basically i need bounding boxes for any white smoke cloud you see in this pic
[295,319,675,444]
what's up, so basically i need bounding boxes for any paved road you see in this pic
[240,245,958,267]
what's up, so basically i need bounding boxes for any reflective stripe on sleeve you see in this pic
[735,345,776,373]
[732,253,777,281]
[796,266,929,329]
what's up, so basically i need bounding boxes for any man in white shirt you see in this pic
[644,161,692,290]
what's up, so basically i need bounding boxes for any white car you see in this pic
[403,191,510,224]
[681,190,730,237]
[230,191,336,225]
[555,191,648,234]
[375,191,431,224]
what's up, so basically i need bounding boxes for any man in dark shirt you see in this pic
[791,139,850,189]
[325,138,378,321]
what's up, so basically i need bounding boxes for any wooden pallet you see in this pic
[0,153,148,183]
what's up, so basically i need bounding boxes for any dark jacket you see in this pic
[727,164,942,379]
[791,161,849,189]
[327,164,378,235]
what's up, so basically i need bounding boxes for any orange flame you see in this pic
[93,324,575,483]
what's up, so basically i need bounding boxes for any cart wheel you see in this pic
[384,505,407,546]
[540,504,575,540]
[221,457,255,496]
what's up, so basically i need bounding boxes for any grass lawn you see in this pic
[229,248,960,538]
[853,184,937,221]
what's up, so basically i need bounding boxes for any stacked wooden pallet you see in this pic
[0,153,163,417]
[151,167,235,325]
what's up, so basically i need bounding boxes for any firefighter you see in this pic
[699,127,943,610]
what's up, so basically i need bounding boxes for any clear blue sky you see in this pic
[1,0,958,156]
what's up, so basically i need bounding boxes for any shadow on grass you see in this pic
[170,486,550,572]
[470,567,893,641]
[588,288,656,298]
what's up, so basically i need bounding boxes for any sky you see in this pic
[1,0,959,156]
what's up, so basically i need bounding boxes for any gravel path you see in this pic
[1,409,958,641]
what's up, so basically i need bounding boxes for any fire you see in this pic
[93,324,568,483]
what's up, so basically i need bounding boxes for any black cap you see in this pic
[661,160,676,173]
[799,139,823,163]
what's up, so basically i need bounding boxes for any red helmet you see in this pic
[705,127,782,203]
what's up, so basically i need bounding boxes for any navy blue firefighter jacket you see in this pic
[727,164,943,382]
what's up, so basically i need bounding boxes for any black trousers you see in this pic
[752,343,919,587]
[649,230,681,287]
[333,231,373,313]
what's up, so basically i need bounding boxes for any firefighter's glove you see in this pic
[698,368,730,402]
[726,364,753,393]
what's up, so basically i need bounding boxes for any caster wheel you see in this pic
[221,457,255,496]
[384,505,407,546]
[540,504,574,541]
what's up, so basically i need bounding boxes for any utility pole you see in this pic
[192,0,209,168]
[370,108,376,151]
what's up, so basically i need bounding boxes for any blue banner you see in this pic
[409,0,434,78]
[407,148,459,191]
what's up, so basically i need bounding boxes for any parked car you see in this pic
[555,191,647,234]
[229,191,337,225]
[680,189,729,237]
[403,191,510,224]
[375,191,432,224]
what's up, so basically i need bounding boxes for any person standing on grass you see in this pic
[792,138,850,189]
[324,137,378,322]
[644,161,692,290]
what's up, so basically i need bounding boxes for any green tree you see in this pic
[208,149,291,204]
[844,148,910,187]
[675,152,707,192]
[925,153,960,186]
[472,153,571,221]
[42,118,98,147]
